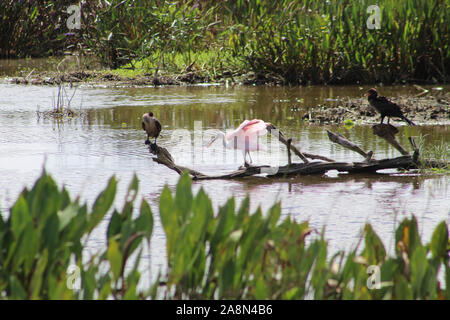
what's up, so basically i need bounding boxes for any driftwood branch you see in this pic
[301,152,336,163]
[148,143,208,179]
[327,130,373,162]
[165,155,420,180]
[267,124,309,163]
[148,144,419,181]
[267,124,335,162]
[147,125,447,180]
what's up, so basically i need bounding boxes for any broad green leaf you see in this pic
[430,221,448,260]
[30,249,49,299]
[395,216,422,257]
[395,275,413,299]
[159,186,177,257]
[107,238,123,281]
[410,245,427,298]
[57,203,79,231]
[88,176,117,233]
[10,194,31,237]
[363,223,386,265]
[254,277,269,299]
[135,199,153,239]
[175,172,193,222]
[42,213,60,258]
[107,210,121,241]
[9,276,27,299]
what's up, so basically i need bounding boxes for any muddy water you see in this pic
[0,81,449,286]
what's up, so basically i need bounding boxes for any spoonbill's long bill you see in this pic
[207,119,270,166]
[142,112,162,145]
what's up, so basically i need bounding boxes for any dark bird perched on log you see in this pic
[142,112,162,145]
[366,88,415,125]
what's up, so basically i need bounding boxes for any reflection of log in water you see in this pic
[148,124,447,180]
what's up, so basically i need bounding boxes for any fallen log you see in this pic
[147,126,447,180]
[148,143,424,180]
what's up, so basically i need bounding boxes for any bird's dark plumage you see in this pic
[142,111,162,145]
[366,88,415,125]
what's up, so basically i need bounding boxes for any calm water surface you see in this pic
[0,81,448,286]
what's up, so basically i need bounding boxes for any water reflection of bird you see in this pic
[142,112,162,145]
[366,88,415,125]
[207,119,269,167]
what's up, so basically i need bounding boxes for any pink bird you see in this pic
[207,119,270,166]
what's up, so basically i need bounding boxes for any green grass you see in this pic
[416,135,449,172]
[109,67,146,78]
[112,49,244,82]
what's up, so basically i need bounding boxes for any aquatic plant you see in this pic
[35,84,81,121]
[0,171,448,299]
[0,171,153,299]
[2,0,448,84]
[222,0,449,84]
[415,134,449,172]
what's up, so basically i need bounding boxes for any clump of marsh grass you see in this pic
[37,84,83,121]
[415,134,449,172]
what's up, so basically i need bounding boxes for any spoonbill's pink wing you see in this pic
[240,119,268,136]
[225,120,250,140]
[226,119,268,139]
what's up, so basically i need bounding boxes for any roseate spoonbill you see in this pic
[207,119,269,166]
[142,112,162,144]
[366,88,415,125]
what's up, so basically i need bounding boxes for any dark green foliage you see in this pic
[0,171,152,299]
[0,171,448,299]
[1,0,448,83]
[154,173,449,300]
[0,1,79,58]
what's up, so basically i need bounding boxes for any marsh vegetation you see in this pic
[2,0,449,84]
[1,172,448,299]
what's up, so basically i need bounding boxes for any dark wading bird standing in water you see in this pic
[366,88,416,125]
[142,112,162,145]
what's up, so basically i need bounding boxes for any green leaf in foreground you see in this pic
[107,238,122,281]
[430,221,448,260]
[88,176,117,233]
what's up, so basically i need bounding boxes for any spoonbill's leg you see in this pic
[247,151,253,164]
[242,150,250,167]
